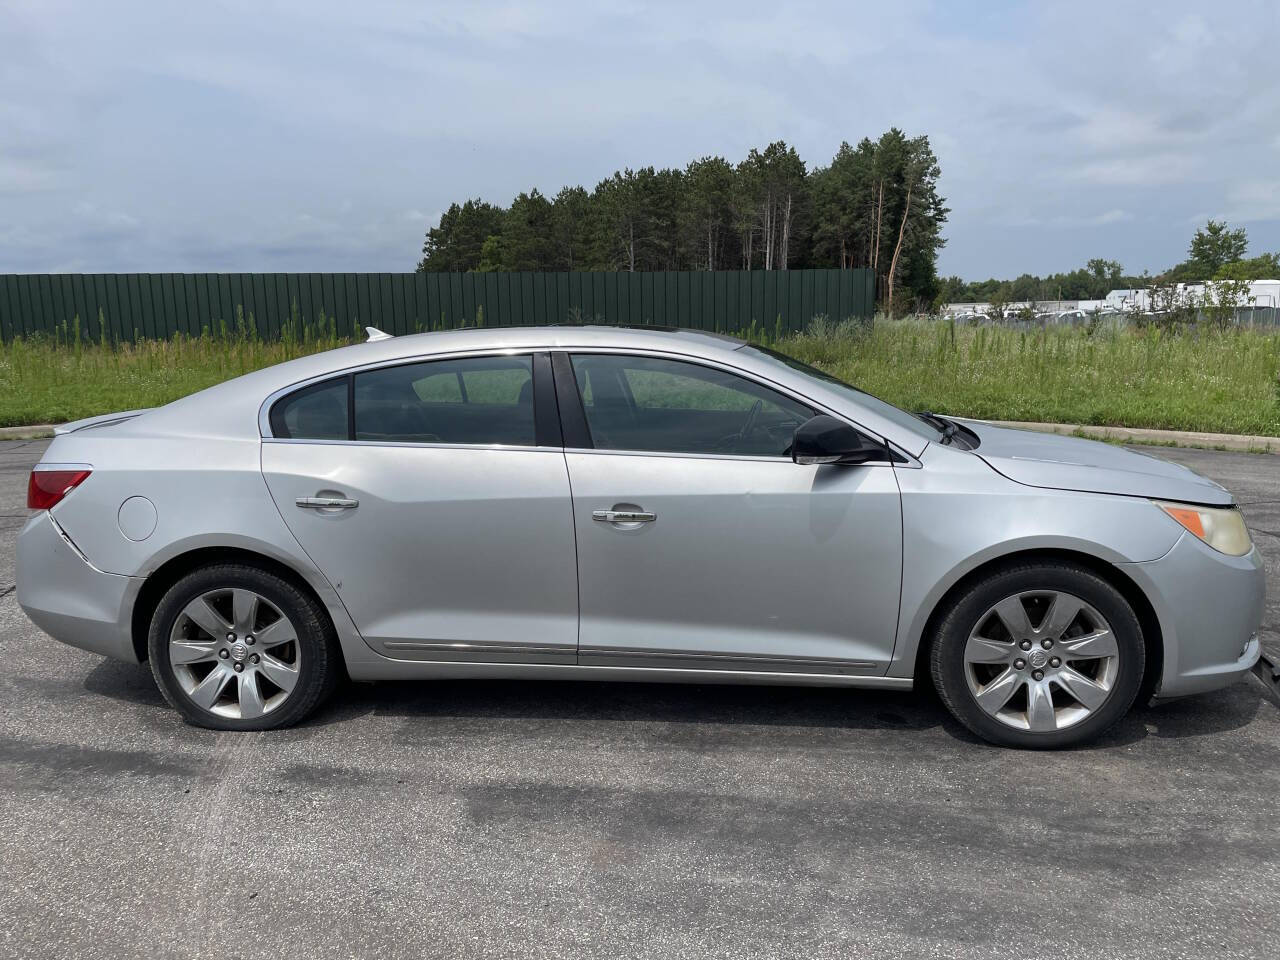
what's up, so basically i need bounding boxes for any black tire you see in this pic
[929,560,1145,749]
[148,563,340,730]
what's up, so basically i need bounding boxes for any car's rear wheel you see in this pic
[148,564,340,730]
[930,561,1145,748]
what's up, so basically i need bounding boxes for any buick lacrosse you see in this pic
[17,326,1264,747]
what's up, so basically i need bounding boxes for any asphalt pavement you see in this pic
[1,438,1277,960]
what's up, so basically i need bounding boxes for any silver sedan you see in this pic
[17,326,1264,747]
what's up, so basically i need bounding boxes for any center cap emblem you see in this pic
[230,642,248,663]
[1030,649,1050,669]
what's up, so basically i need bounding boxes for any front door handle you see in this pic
[296,496,359,510]
[592,509,656,523]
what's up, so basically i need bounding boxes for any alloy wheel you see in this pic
[963,590,1120,732]
[168,588,301,720]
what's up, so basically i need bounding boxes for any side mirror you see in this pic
[791,415,888,465]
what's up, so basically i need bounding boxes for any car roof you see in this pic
[262,325,748,389]
[363,324,744,354]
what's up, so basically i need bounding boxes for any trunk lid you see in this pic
[53,409,153,436]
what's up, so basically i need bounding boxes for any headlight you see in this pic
[1154,501,1253,556]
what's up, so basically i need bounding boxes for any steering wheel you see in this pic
[739,398,763,440]
[713,399,763,451]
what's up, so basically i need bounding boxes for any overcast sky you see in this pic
[3,0,1278,280]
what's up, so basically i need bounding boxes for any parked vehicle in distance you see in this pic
[18,326,1264,747]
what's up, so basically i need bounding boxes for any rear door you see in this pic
[556,351,903,676]
[261,351,579,663]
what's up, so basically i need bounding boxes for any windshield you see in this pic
[738,344,944,443]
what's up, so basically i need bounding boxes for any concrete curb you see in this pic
[2,418,1277,454]
[0,424,56,440]
[989,421,1280,455]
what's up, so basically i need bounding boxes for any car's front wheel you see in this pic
[148,563,340,730]
[930,560,1146,748]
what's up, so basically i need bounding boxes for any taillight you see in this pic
[27,466,92,510]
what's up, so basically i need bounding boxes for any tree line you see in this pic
[417,129,948,311]
[937,220,1279,307]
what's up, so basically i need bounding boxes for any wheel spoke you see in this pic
[238,671,266,720]
[974,667,1020,715]
[1054,666,1110,710]
[1059,629,1117,660]
[992,596,1033,639]
[189,665,233,709]
[965,588,1118,734]
[965,635,1014,665]
[182,597,232,639]
[1025,679,1057,731]
[1039,593,1083,639]
[171,585,301,717]
[253,616,297,649]
[257,652,299,693]
[232,589,259,635]
[170,640,218,665]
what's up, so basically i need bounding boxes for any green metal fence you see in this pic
[0,270,875,342]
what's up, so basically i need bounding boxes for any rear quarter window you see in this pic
[268,377,349,440]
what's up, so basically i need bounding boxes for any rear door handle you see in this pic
[592,509,655,523]
[296,496,359,510]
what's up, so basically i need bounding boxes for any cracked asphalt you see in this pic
[1,439,1277,959]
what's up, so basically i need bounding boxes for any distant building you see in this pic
[1104,289,1145,310]
[943,280,1279,318]
[940,299,1097,318]
[1105,280,1279,311]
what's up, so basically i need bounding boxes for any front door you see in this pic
[558,351,903,675]
[261,352,579,663]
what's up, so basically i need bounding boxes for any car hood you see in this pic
[958,420,1232,506]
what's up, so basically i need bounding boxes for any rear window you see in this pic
[353,355,534,445]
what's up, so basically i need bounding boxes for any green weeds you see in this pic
[2,316,1277,435]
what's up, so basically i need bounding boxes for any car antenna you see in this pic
[365,326,393,342]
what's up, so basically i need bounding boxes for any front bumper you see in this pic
[1120,532,1265,700]
[16,511,143,663]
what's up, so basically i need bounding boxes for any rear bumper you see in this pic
[16,511,142,663]
[1120,533,1265,700]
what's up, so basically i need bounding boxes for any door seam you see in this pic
[560,449,583,665]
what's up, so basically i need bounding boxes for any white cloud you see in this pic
[1223,180,1280,223]
[1,0,1278,277]
[1068,155,1201,187]
[991,208,1134,229]
[1093,209,1133,226]
[0,156,59,193]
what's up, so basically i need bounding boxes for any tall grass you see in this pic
[0,327,358,427]
[1,316,1278,435]
[778,316,1280,436]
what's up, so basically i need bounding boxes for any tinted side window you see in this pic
[354,355,534,445]
[569,354,812,457]
[269,377,350,440]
